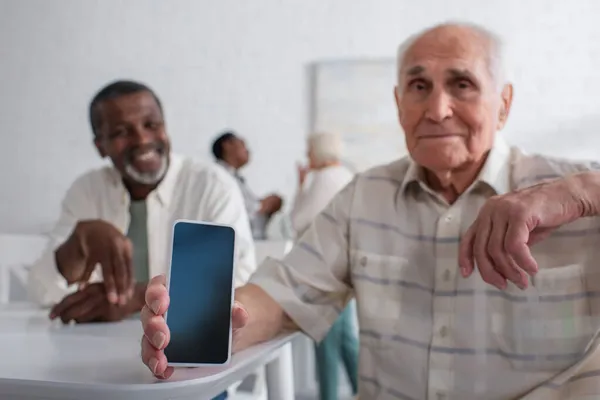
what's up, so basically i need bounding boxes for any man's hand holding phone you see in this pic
[140,275,249,379]
[55,219,134,305]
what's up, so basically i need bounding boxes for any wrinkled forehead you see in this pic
[400,28,492,81]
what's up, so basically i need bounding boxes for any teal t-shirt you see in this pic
[126,200,149,284]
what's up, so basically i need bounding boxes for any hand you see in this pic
[49,282,146,324]
[56,219,133,305]
[140,275,249,379]
[459,174,591,290]
[297,163,310,187]
[260,195,283,216]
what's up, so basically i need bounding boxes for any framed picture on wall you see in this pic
[309,59,408,172]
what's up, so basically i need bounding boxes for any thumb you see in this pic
[232,301,249,331]
[458,224,476,278]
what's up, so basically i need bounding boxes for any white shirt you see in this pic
[290,165,354,237]
[28,154,256,307]
[250,137,600,400]
[218,161,268,239]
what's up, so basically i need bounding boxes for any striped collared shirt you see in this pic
[251,136,600,400]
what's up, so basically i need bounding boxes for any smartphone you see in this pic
[164,220,236,366]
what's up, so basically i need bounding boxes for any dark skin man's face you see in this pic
[93,91,170,196]
[223,137,250,169]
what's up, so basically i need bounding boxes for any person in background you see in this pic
[211,131,283,240]
[27,80,256,327]
[141,22,600,398]
[290,131,358,400]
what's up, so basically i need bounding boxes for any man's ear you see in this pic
[497,83,513,130]
[94,137,107,158]
[221,140,234,161]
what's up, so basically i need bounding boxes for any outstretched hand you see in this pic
[140,274,250,379]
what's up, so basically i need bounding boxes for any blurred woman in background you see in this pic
[290,132,358,400]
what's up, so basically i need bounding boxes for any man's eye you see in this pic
[110,129,127,139]
[409,79,427,91]
[455,79,473,89]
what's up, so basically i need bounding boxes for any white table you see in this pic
[0,305,296,400]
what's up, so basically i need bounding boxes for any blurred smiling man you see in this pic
[28,80,256,324]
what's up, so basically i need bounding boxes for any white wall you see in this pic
[2,0,600,233]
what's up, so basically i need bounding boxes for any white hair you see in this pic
[396,21,509,93]
[307,132,343,165]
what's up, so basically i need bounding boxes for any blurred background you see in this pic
[2,0,600,235]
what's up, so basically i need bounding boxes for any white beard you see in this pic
[124,154,168,185]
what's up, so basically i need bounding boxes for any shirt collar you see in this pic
[107,153,184,207]
[217,160,235,174]
[400,135,512,196]
[475,135,511,195]
[218,160,245,182]
[154,153,184,206]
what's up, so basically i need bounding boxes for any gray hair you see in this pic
[396,21,509,93]
[307,132,343,165]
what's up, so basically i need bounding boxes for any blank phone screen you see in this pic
[164,221,235,365]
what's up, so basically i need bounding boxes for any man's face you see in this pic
[225,137,250,168]
[93,91,170,185]
[395,26,512,173]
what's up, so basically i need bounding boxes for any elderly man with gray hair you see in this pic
[140,22,600,399]
[291,132,354,236]
[291,131,358,400]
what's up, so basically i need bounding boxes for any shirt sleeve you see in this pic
[201,169,257,288]
[250,178,357,342]
[27,175,102,307]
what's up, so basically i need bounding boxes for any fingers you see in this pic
[145,275,169,315]
[141,335,173,379]
[505,221,538,275]
[231,301,249,331]
[487,218,528,289]
[111,243,129,306]
[459,224,476,278]
[75,300,108,324]
[140,290,173,380]
[141,305,171,350]
[78,261,95,288]
[98,237,132,305]
[50,286,105,323]
[50,290,90,320]
[66,295,105,324]
[99,254,118,305]
[472,215,507,290]
[123,239,134,298]
[461,199,539,291]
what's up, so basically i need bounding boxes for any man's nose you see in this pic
[129,125,155,146]
[424,89,453,123]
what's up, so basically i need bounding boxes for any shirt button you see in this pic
[360,256,367,267]
[444,214,453,222]
[439,326,448,338]
[443,270,451,281]
[436,392,447,400]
